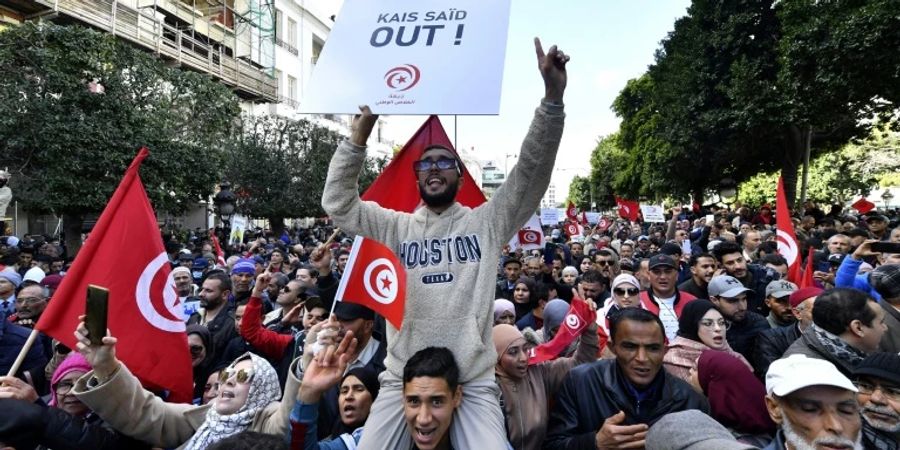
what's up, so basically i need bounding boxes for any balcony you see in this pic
[275,37,298,56]
[35,0,277,102]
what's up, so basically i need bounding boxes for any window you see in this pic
[274,69,282,97]
[287,18,297,49]
[287,75,297,102]
[275,9,283,40]
[312,36,324,64]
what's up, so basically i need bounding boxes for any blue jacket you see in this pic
[0,319,47,378]
[834,256,881,301]
[289,401,362,450]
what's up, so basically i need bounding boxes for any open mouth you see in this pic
[415,427,438,445]
[220,391,235,399]
[426,176,444,188]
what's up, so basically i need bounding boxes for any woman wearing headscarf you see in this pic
[0,353,151,450]
[511,277,536,323]
[492,298,599,450]
[596,274,643,338]
[187,324,217,403]
[494,299,516,326]
[691,350,775,446]
[663,300,752,383]
[71,318,301,450]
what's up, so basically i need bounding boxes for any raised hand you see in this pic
[298,330,358,403]
[595,411,648,449]
[350,105,379,147]
[0,376,38,402]
[74,315,120,380]
[534,37,569,104]
[252,272,272,298]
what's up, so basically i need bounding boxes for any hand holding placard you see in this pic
[351,105,379,147]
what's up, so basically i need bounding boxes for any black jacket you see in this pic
[726,311,769,363]
[783,326,858,378]
[677,278,708,300]
[0,398,151,450]
[752,323,802,378]
[543,359,709,450]
[739,264,779,316]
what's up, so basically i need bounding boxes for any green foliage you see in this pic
[0,22,240,215]
[588,133,631,206]
[224,116,386,220]
[566,175,591,211]
[608,0,900,205]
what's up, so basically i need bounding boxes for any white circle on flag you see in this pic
[565,313,580,329]
[776,229,799,268]
[522,230,540,243]
[621,205,631,216]
[136,252,187,333]
[363,258,399,305]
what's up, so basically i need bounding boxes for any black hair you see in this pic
[608,308,665,344]
[205,271,233,292]
[532,281,550,303]
[403,347,460,391]
[757,241,778,256]
[711,241,743,263]
[580,269,605,285]
[304,296,325,311]
[688,253,715,267]
[845,228,870,239]
[206,431,288,450]
[502,257,522,268]
[812,288,877,335]
[760,254,788,267]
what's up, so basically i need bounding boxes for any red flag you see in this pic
[36,148,193,402]
[361,116,486,212]
[597,216,612,232]
[335,236,407,329]
[799,247,817,289]
[580,211,589,226]
[528,298,596,364]
[209,230,227,268]
[564,221,581,238]
[566,201,578,221]
[616,197,640,221]
[776,176,802,283]
[851,198,875,214]
[518,229,542,247]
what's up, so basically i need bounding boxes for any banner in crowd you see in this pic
[776,176,802,283]
[616,197,640,221]
[540,208,560,226]
[585,212,600,225]
[640,204,666,223]
[334,236,407,329]
[229,214,247,247]
[36,148,193,402]
[300,0,512,114]
[361,115,486,212]
[851,197,875,214]
[509,213,543,251]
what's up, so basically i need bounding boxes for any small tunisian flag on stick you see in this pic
[209,230,227,268]
[775,176,802,284]
[361,115,486,213]
[333,236,407,329]
[529,298,596,364]
[616,197,640,221]
[566,201,578,221]
[36,148,193,402]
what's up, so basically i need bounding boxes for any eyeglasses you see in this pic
[15,296,45,306]
[219,367,255,384]
[613,287,640,296]
[189,345,205,355]
[854,380,900,400]
[699,319,727,328]
[413,158,457,172]
[54,380,75,395]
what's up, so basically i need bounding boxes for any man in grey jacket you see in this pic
[321,37,569,449]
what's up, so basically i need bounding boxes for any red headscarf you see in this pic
[697,350,775,436]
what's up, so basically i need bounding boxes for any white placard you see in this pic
[508,214,544,251]
[640,205,666,223]
[585,212,600,225]
[300,0,512,115]
[540,208,560,226]
[229,215,248,246]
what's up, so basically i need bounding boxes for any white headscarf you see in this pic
[183,352,281,450]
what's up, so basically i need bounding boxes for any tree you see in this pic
[588,133,632,207]
[0,23,240,253]
[566,175,591,211]
[224,115,387,236]
[610,0,900,207]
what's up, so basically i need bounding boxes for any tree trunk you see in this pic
[268,216,286,240]
[781,125,808,210]
[63,213,84,258]
[691,186,705,208]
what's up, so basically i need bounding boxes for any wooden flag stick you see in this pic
[5,328,39,378]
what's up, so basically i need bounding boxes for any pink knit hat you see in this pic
[48,353,92,406]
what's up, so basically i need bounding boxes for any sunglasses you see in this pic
[595,260,614,267]
[219,367,255,384]
[613,287,640,296]
[413,158,457,172]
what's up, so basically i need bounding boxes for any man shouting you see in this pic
[321,37,569,449]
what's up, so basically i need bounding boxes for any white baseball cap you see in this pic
[766,355,857,396]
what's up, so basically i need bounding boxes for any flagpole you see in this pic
[453,115,458,149]
[5,329,39,378]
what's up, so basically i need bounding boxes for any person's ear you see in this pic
[765,395,783,425]
[452,385,463,408]
[849,319,865,338]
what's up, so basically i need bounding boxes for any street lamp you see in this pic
[213,182,237,244]
[718,178,738,207]
[882,189,894,210]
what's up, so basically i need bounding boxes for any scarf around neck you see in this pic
[812,324,866,368]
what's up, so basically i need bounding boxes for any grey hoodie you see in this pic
[321,102,564,382]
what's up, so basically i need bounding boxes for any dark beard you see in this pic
[418,179,459,208]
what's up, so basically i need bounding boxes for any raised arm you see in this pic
[481,38,568,240]
[240,273,295,360]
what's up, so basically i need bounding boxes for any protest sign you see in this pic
[229,214,247,246]
[300,0,512,115]
[540,208,560,226]
[640,204,666,223]
[585,212,600,225]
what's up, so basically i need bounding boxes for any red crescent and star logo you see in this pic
[384,64,421,92]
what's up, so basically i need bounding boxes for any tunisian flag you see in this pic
[776,176,802,284]
[335,236,407,329]
[565,201,578,221]
[209,230,227,268]
[529,298,596,364]
[36,148,193,402]
[616,197,640,221]
[361,115,486,212]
